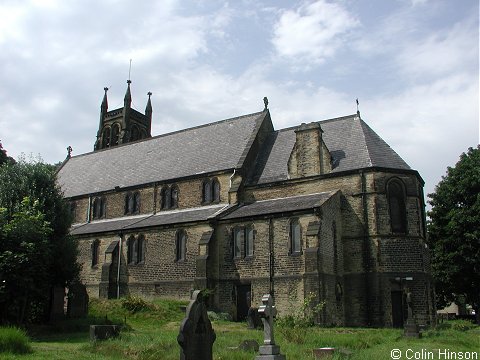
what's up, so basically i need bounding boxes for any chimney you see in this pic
[291,122,331,178]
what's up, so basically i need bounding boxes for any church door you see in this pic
[391,291,404,328]
[236,284,251,321]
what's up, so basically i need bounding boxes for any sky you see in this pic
[0,0,478,203]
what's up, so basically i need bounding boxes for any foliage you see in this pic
[0,159,79,324]
[277,292,325,329]
[0,303,479,360]
[450,319,476,332]
[0,327,32,354]
[427,145,480,321]
[121,295,154,313]
[0,142,14,166]
[207,311,233,321]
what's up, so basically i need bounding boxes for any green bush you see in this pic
[207,311,232,321]
[450,319,476,331]
[121,295,153,313]
[277,292,325,329]
[0,327,32,354]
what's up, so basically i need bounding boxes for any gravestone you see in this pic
[49,286,66,321]
[247,307,262,329]
[403,289,421,338]
[89,325,120,342]
[177,290,216,360]
[67,282,89,318]
[255,294,286,360]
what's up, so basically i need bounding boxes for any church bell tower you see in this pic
[94,80,152,151]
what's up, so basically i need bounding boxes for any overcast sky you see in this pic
[0,0,478,201]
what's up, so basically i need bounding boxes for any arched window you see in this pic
[111,123,120,146]
[175,230,187,261]
[102,126,111,148]
[91,240,100,267]
[233,227,243,259]
[160,186,171,210]
[289,218,302,255]
[245,225,255,257]
[127,235,137,264]
[212,178,220,203]
[160,185,178,210]
[127,235,145,265]
[387,179,407,233]
[137,235,145,264]
[125,192,133,215]
[170,185,179,209]
[130,125,140,141]
[69,201,77,221]
[133,191,141,214]
[203,179,212,204]
[125,192,141,215]
[92,196,106,220]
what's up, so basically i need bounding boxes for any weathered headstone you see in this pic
[67,282,89,318]
[90,325,120,342]
[403,288,421,338]
[177,290,216,360]
[49,286,66,321]
[247,307,262,329]
[255,294,286,360]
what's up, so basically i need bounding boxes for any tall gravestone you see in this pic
[255,294,286,360]
[177,290,216,360]
[403,288,421,338]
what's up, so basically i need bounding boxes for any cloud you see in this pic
[395,16,478,79]
[271,0,359,66]
[366,72,478,197]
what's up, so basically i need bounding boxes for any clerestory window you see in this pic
[125,191,141,215]
[202,178,220,204]
[92,196,106,220]
[160,185,179,210]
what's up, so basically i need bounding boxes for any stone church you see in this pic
[57,81,436,327]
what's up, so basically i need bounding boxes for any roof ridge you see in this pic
[275,113,359,133]
[67,110,266,161]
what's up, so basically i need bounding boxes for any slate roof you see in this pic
[70,204,229,235]
[221,191,337,220]
[57,111,266,198]
[250,114,411,185]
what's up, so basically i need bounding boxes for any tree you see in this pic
[0,158,79,324]
[427,146,480,323]
[0,141,14,166]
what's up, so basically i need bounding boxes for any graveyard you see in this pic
[1,295,478,360]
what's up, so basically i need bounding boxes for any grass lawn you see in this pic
[1,298,478,359]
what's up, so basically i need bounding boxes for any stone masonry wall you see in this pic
[70,173,232,224]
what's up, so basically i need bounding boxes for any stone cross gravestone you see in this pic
[177,290,216,360]
[255,294,286,360]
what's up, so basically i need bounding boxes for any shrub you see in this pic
[207,311,233,322]
[277,292,325,329]
[0,327,32,354]
[450,319,476,332]
[121,295,153,313]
